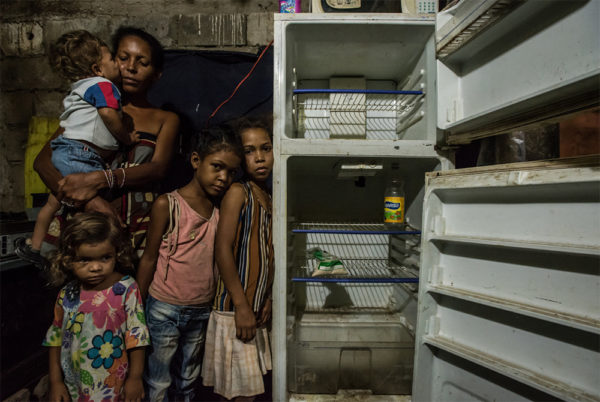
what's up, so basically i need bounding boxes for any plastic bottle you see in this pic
[384,168,405,229]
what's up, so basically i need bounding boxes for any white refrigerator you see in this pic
[271,1,600,400]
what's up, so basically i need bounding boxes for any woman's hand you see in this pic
[84,197,125,227]
[57,171,104,206]
[49,380,71,402]
[123,376,144,402]
[235,303,257,342]
[256,298,272,328]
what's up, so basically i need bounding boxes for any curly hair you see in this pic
[230,115,273,141]
[49,30,107,82]
[47,212,134,287]
[191,125,244,161]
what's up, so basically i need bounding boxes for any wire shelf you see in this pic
[293,222,421,235]
[293,259,418,283]
[300,282,400,313]
[293,89,425,140]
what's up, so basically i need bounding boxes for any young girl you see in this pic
[202,116,275,401]
[136,126,243,402]
[15,30,138,268]
[42,212,150,402]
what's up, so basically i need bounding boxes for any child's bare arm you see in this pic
[136,195,170,300]
[257,297,272,328]
[123,347,145,402]
[215,184,257,342]
[97,107,138,145]
[48,346,70,401]
[33,127,64,195]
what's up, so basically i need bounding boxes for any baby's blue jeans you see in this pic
[144,295,211,402]
[50,136,106,176]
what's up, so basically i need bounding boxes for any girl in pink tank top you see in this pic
[136,126,242,402]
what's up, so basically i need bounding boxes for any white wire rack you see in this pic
[295,260,417,281]
[291,222,420,281]
[293,222,421,234]
[290,222,420,314]
[293,89,425,140]
[302,282,398,313]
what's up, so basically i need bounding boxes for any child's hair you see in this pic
[49,30,108,81]
[231,115,273,141]
[191,125,244,161]
[47,212,134,287]
[112,26,164,72]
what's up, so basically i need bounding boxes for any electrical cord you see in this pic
[206,40,274,127]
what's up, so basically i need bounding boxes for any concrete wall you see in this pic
[0,0,291,213]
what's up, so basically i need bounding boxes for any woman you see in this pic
[34,26,179,255]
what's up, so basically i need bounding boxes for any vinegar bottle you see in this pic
[384,168,405,229]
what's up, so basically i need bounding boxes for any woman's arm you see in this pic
[136,194,170,300]
[48,346,70,401]
[215,184,257,342]
[56,111,179,202]
[123,347,145,402]
[33,127,123,221]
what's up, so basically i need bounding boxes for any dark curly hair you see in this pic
[191,125,244,161]
[49,30,107,81]
[47,212,134,287]
[230,115,273,141]
[112,26,164,72]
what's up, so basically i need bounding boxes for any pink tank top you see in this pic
[149,190,219,305]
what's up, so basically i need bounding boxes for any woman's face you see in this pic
[115,35,159,95]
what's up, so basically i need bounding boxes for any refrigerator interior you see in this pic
[280,18,437,142]
[284,156,441,394]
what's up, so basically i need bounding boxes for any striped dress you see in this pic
[213,180,274,313]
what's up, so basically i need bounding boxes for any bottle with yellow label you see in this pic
[384,173,405,229]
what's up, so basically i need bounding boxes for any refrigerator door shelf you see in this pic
[413,161,600,401]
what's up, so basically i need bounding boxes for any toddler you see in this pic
[15,30,138,269]
[43,212,150,401]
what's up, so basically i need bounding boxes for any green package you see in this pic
[307,247,348,277]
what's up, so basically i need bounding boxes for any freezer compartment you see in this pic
[288,313,414,395]
[276,15,437,141]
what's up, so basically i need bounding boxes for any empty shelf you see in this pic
[429,235,600,256]
[423,335,598,402]
[428,285,600,335]
[293,222,421,235]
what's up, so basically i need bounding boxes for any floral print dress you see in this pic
[43,276,150,401]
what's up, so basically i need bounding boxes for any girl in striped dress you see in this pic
[202,117,274,401]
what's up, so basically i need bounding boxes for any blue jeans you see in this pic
[50,136,106,176]
[145,295,212,402]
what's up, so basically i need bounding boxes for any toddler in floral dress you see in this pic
[43,212,150,401]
